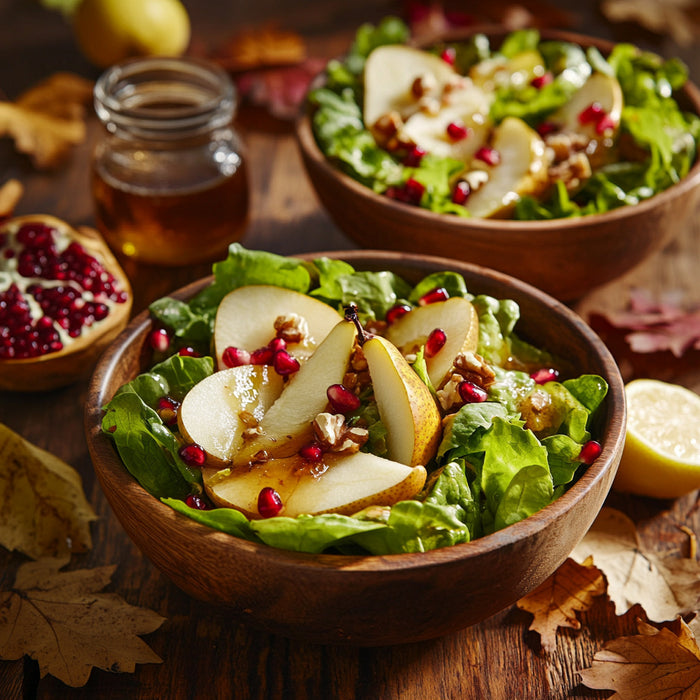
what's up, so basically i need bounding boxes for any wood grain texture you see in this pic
[0,0,699,697]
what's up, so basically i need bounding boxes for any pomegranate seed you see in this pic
[178,346,200,357]
[386,303,412,324]
[178,443,206,467]
[595,114,616,134]
[425,328,447,358]
[269,337,287,352]
[327,383,361,413]
[536,121,557,137]
[530,72,553,89]
[185,494,210,510]
[419,287,449,305]
[107,424,117,433]
[273,349,300,376]
[250,346,274,365]
[440,47,456,65]
[299,442,324,462]
[452,180,471,205]
[578,440,602,464]
[222,346,250,367]
[403,177,425,205]
[258,486,283,517]
[578,102,604,125]
[157,396,180,427]
[403,145,426,167]
[149,328,170,353]
[475,147,500,166]
[530,368,560,385]
[446,121,469,141]
[458,380,488,403]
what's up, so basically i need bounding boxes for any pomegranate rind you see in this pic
[0,214,132,392]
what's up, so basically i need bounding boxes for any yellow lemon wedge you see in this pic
[614,379,700,499]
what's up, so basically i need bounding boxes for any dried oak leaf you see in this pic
[0,423,97,560]
[517,556,607,652]
[0,72,93,169]
[578,617,700,698]
[0,557,164,687]
[571,508,700,622]
[0,179,24,220]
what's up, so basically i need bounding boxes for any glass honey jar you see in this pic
[92,56,249,267]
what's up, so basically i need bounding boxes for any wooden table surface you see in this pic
[1,1,698,698]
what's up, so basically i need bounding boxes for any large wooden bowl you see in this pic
[296,29,700,302]
[85,250,625,646]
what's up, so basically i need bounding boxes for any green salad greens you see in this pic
[102,245,608,555]
[309,18,700,220]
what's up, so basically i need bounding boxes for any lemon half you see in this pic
[614,379,700,499]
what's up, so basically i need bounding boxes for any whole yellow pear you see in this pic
[73,0,191,68]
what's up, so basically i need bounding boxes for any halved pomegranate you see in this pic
[0,214,132,391]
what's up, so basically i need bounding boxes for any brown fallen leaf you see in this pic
[578,617,700,697]
[0,423,97,559]
[517,556,607,653]
[571,508,700,623]
[0,179,23,220]
[0,72,93,169]
[0,557,164,687]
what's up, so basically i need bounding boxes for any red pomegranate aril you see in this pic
[403,177,425,205]
[299,442,324,462]
[425,328,447,358]
[250,346,274,365]
[222,346,251,367]
[273,349,300,376]
[184,494,210,510]
[327,383,361,413]
[386,303,412,325]
[268,337,287,353]
[446,121,469,141]
[419,287,449,305]
[149,328,170,353]
[475,146,501,166]
[258,487,283,517]
[530,72,553,89]
[178,443,207,467]
[458,380,488,403]
[403,145,426,167]
[578,102,604,125]
[157,396,180,427]
[178,346,200,357]
[452,180,471,205]
[530,367,560,385]
[578,440,602,464]
[441,47,456,65]
[595,114,616,134]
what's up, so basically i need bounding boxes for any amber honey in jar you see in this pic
[92,57,249,266]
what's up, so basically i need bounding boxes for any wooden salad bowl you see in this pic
[295,29,700,302]
[84,250,626,646]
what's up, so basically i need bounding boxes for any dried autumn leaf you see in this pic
[0,557,164,687]
[0,423,97,559]
[0,179,23,220]
[579,617,700,698]
[213,25,306,72]
[517,556,607,652]
[571,507,700,622]
[0,72,93,169]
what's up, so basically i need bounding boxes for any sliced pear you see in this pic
[232,319,357,465]
[214,285,343,369]
[464,116,549,219]
[552,72,623,135]
[203,451,427,519]
[363,44,458,129]
[385,296,479,389]
[362,335,441,467]
[470,50,545,90]
[178,365,284,469]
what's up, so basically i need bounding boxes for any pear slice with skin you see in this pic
[214,285,343,369]
[464,116,549,219]
[203,451,427,519]
[363,44,458,129]
[385,296,479,390]
[362,334,441,467]
[178,365,284,469]
[232,319,357,466]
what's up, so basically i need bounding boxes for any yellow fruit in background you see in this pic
[614,379,700,499]
[72,0,191,68]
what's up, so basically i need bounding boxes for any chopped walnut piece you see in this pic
[544,130,589,161]
[372,111,404,148]
[436,375,463,412]
[462,169,489,192]
[312,412,368,454]
[548,151,592,192]
[350,345,368,371]
[274,313,308,344]
[411,72,437,98]
[454,351,496,387]
[520,388,555,434]
[417,96,441,115]
[242,426,263,441]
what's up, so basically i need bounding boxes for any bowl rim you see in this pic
[85,249,627,573]
[294,25,700,233]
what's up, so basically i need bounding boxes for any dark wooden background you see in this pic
[0,0,698,697]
